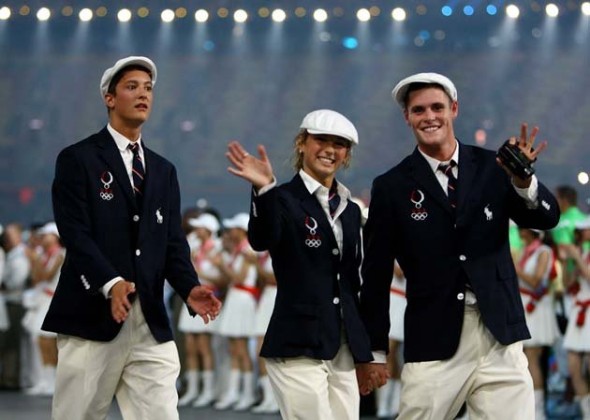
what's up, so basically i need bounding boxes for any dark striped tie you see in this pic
[439,161,457,212]
[328,181,340,218]
[128,142,144,201]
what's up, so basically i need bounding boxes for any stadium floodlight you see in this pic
[117,8,132,22]
[391,8,406,22]
[578,172,589,185]
[583,2,590,16]
[357,8,371,22]
[313,8,328,22]
[79,8,93,22]
[36,7,51,21]
[161,9,175,22]
[506,5,520,19]
[271,9,286,22]
[195,9,209,22]
[234,9,248,23]
[0,6,11,20]
[545,4,559,17]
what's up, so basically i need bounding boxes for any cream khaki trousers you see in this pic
[51,301,180,420]
[265,343,359,420]
[399,304,534,420]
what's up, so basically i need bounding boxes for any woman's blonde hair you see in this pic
[290,129,352,172]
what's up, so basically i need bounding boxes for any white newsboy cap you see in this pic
[100,56,157,98]
[38,221,59,237]
[188,213,220,234]
[391,72,457,108]
[223,213,250,231]
[575,216,590,230]
[300,109,359,144]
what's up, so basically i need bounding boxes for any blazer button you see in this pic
[459,255,467,261]
[333,297,340,304]
[332,248,339,256]
[135,249,141,256]
[457,293,465,300]
[133,215,140,222]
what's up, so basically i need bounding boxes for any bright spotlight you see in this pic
[441,6,453,17]
[391,8,406,21]
[271,9,286,22]
[117,8,132,22]
[313,8,328,22]
[195,9,209,22]
[161,9,175,22]
[0,6,11,20]
[79,8,93,22]
[36,7,51,21]
[506,5,520,19]
[545,4,559,17]
[234,9,248,23]
[583,2,590,16]
[578,171,589,185]
[463,6,474,16]
[357,8,371,22]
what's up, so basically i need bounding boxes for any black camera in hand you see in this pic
[497,140,535,179]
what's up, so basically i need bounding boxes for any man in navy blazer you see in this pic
[42,56,220,420]
[358,73,560,419]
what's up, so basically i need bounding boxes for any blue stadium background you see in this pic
[1,0,589,223]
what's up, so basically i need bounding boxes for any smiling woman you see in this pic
[225,109,377,420]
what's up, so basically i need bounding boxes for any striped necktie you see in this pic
[328,181,340,218]
[128,142,145,201]
[439,161,457,212]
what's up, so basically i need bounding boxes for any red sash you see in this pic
[234,284,261,301]
[519,287,548,313]
[574,299,590,327]
[390,287,406,298]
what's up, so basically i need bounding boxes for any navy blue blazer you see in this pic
[43,127,200,343]
[361,143,560,363]
[248,174,373,363]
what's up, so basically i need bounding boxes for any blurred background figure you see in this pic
[376,260,406,419]
[214,213,258,411]
[0,223,31,390]
[560,217,590,420]
[251,250,279,414]
[515,228,561,420]
[22,222,64,396]
[177,213,223,408]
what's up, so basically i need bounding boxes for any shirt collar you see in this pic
[418,139,459,173]
[107,123,142,152]
[298,169,352,201]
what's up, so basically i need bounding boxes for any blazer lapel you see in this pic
[339,202,357,257]
[456,142,478,222]
[96,127,137,210]
[408,147,453,216]
[290,176,338,248]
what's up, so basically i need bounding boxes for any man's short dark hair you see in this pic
[107,64,152,95]
[555,185,577,205]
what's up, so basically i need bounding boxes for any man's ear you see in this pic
[104,93,115,110]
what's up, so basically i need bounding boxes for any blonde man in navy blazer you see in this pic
[226,110,373,420]
[43,56,221,420]
[358,73,560,419]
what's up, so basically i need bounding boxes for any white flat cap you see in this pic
[392,72,457,108]
[223,213,250,231]
[100,56,157,98]
[575,216,590,230]
[188,213,220,234]
[38,221,59,237]
[300,109,359,144]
